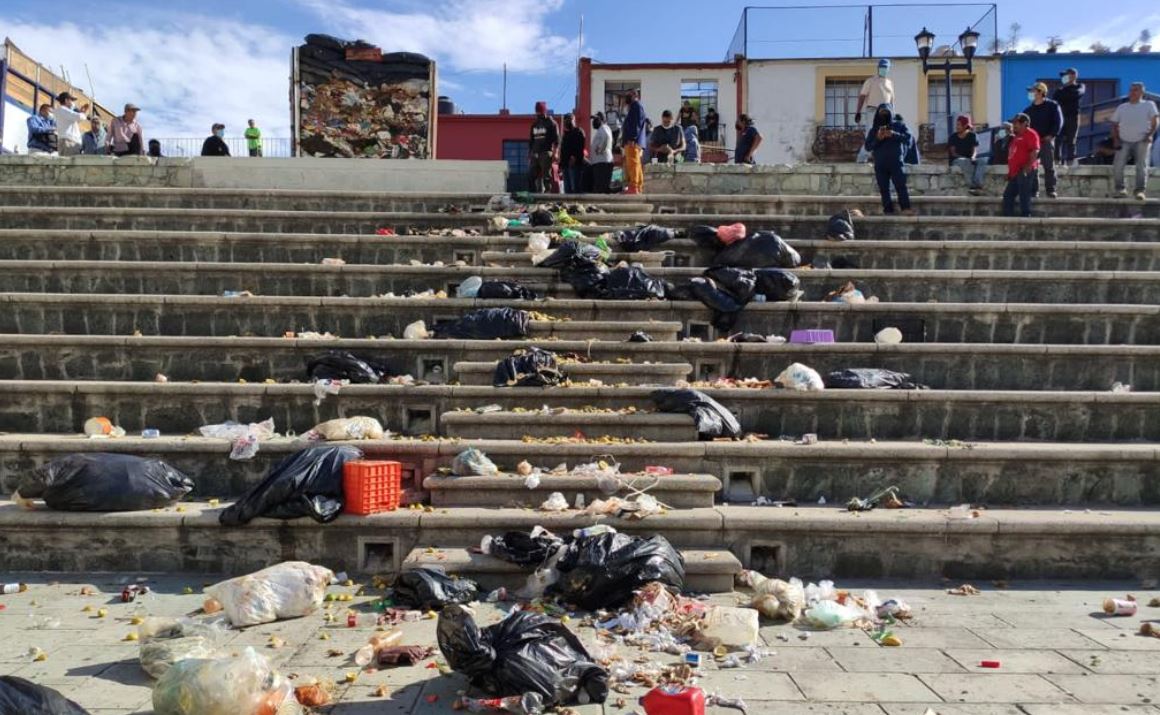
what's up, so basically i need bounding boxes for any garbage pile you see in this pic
[434,307,531,339]
[13,453,193,512]
[306,351,396,383]
[0,676,91,714]
[457,276,540,301]
[199,418,277,461]
[494,347,568,387]
[651,388,741,440]
[536,240,667,300]
[219,445,362,525]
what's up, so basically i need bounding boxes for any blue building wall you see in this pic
[1001,52,1160,118]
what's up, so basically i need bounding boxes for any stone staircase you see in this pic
[0,180,1158,583]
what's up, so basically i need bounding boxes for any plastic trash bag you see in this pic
[551,532,685,610]
[539,241,609,298]
[616,224,674,252]
[703,266,757,303]
[152,647,302,715]
[738,570,805,622]
[803,600,869,630]
[688,276,744,314]
[0,677,91,714]
[696,606,759,650]
[539,491,569,512]
[825,368,925,390]
[712,230,801,269]
[728,332,768,343]
[650,388,741,440]
[689,225,724,251]
[435,308,531,339]
[456,276,484,298]
[308,416,385,440]
[305,351,391,383]
[138,617,226,679]
[494,347,565,387]
[199,418,277,462]
[716,223,747,245]
[392,567,479,610]
[403,320,430,339]
[627,331,653,342]
[602,265,665,300]
[15,453,193,512]
[204,561,333,627]
[526,233,551,253]
[774,363,825,391]
[825,281,867,304]
[477,281,539,301]
[452,448,499,476]
[754,268,802,302]
[826,209,857,241]
[530,208,555,226]
[875,327,903,344]
[218,446,362,525]
[488,529,564,567]
[439,604,609,707]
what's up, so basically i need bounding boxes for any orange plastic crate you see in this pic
[343,460,401,515]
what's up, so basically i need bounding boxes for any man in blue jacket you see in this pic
[1023,82,1064,198]
[864,104,913,214]
[620,89,646,194]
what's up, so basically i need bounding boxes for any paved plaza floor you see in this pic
[1,574,1158,713]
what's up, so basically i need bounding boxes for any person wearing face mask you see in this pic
[988,122,1013,167]
[855,59,895,162]
[1052,68,1085,166]
[1022,82,1063,198]
[26,104,58,154]
[734,114,762,165]
[863,103,912,214]
[200,123,231,157]
[589,112,613,194]
[649,110,686,164]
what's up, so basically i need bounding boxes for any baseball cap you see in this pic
[878,58,891,69]
[56,91,77,102]
[1010,112,1031,124]
[124,103,141,112]
[1061,67,1077,75]
[1026,82,1048,94]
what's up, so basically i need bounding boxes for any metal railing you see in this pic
[150,137,291,158]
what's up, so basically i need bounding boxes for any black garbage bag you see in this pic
[494,347,566,387]
[689,225,724,251]
[17,454,193,512]
[713,230,801,269]
[602,265,665,300]
[0,677,91,714]
[824,368,926,390]
[651,388,741,440]
[530,208,555,226]
[436,308,531,339]
[754,268,802,302]
[393,567,479,610]
[703,266,757,303]
[477,280,539,301]
[826,209,856,241]
[218,445,362,526]
[728,332,768,343]
[627,331,653,342]
[537,241,603,270]
[616,224,675,252]
[688,277,744,314]
[488,529,565,567]
[306,350,391,383]
[552,533,686,610]
[538,241,610,298]
[439,604,608,707]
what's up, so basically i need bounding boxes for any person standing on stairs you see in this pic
[589,112,614,194]
[200,124,231,156]
[1110,82,1158,201]
[1002,113,1041,218]
[529,101,559,194]
[855,59,895,163]
[1022,82,1063,199]
[863,103,913,215]
[620,89,647,195]
[559,113,587,194]
[1053,68,1085,166]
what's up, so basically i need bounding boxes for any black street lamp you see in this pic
[916,27,982,141]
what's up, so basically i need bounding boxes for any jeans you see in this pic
[530,152,553,193]
[1033,136,1056,195]
[874,163,910,213]
[622,142,644,193]
[1058,118,1078,163]
[591,162,613,193]
[563,165,583,194]
[248,147,262,157]
[1002,172,1035,217]
[1113,140,1153,192]
[951,157,988,189]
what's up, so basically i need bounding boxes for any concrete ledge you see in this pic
[422,472,721,508]
[455,360,693,386]
[440,411,699,441]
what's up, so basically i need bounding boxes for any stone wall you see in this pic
[0,155,508,192]
[645,162,1159,197]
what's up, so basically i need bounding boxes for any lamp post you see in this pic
[915,27,981,142]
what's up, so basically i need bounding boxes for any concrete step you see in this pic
[4,436,1157,507]
[6,230,1160,272]
[0,186,651,213]
[480,249,671,267]
[4,335,1158,391]
[3,293,1156,344]
[6,260,1158,305]
[1,499,1158,580]
[440,410,699,441]
[421,473,721,509]
[453,360,692,386]
[401,547,741,594]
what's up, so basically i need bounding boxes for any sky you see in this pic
[1,0,1158,140]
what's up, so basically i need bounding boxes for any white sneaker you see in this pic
[1136,191,1147,201]
[1115,188,1129,198]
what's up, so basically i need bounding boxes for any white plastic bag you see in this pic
[874,327,903,344]
[403,320,430,339]
[740,570,805,621]
[697,606,759,650]
[526,232,551,253]
[151,647,302,715]
[456,276,483,298]
[309,416,385,441]
[802,600,867,630]
[204,561,333,627]
[539,491,568,512]
[198,418,276,462]
[775,362,825,391]
[138,617,226,679]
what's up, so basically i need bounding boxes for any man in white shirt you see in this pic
[52,92,90,156]
[855,59,895,162]
[1110,82,1159,200]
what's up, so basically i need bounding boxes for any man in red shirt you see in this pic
[1002,113,1041,217]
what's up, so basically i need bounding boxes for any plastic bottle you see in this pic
[353,629,404,667]
[640,685,706,715]
[1,583,28,595]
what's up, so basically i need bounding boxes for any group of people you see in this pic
[858,60,1157,217]
[529,91,764,195]
[26,95,265,159]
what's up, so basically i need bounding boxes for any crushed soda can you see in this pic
[1103,597,1138,616]
[120,585,149,603]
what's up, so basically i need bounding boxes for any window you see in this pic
[603,80,641,134]
[680,80,719,122]
[501,140,529,193]
[823,80,862,128]
[928,78,973,138]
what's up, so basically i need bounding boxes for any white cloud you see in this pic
[296,0,581,74]
[2,17,292,141]
[1013,13,1160,53]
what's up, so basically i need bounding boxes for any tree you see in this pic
[1046,36,1063,53]
[1140,29,1152,45]
[1006,22,1022,51]
[1089,41,1111,53]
